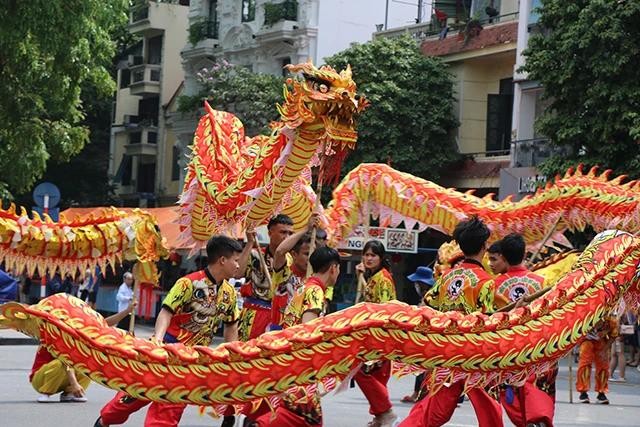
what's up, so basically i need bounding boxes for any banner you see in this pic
[338,226,418,253]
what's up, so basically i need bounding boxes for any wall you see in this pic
[454,54,515,154]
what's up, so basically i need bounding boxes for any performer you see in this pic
[400,217,503,427]
[353,240,398,427]
[576,318,615,404]
[486,234,545,308]
[115,272,134,330]
[95,235,242,427]
[487,240,508,275]
[487,234,553,427]
[270,214,319,330]
[252,246,341,427]
[237,214,294,341]
[32,300,136,403]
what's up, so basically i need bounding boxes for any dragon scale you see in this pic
[2,231,639,408]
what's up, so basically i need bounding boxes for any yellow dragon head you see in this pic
[278,62,368,149]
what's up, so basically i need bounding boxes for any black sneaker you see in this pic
[93,418,105,427]
[579,391,590,403]
[596,392,609,404]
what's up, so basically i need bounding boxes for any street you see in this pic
[1,329,639,426]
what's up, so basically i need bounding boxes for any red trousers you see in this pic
[399,381,502,427]
[254,406,320,427]
[354,361,392,416]
[500,381,555,427]
[99,391,185,426]
[576,340,609,393]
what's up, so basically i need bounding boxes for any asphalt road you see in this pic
[1,342,639,426]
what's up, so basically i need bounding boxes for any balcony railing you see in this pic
[130,5,149,24]
[375,12,519,42]
[263,0,298,26]
[130,64,161,84]
[511,138,572,168]
[188,20,218,45]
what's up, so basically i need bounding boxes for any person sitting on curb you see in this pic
[31,299,136,403]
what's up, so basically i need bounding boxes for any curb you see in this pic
[0,337,39,346]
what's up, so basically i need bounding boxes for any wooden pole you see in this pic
[251,231,273,289]
[306,142,327,277]
[355,199,371,304]
[568,353,574,404]
[526,215,564,266]
[128,278,136,335]
[495,285,552,313]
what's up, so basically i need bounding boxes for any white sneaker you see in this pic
[37,394,57,403]
[609,376,626,383]
[60,393,87,403]
[367,410,398,427]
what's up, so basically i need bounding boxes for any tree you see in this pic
[523,0,640,178]
[325,35,459,181]
[0,0,128,199]
[178,60,284,135]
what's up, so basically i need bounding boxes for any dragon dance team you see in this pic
[32,213,593,427]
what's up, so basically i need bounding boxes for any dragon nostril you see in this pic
[355,94,361,101]
[342,91,349,98]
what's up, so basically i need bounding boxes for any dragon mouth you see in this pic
[322,101,358,145]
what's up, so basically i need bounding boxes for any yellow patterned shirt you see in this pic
[282,277,326,329]
[364,268,396,303]
[163,270,238,346]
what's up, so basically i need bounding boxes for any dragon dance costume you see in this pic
[255,276,328,426]
[354,268,397,418]
[99,269,238,427]
[401,259,503,427]
[491,266,556,427]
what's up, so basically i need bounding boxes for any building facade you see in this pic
[109,1,189,207]
[375,0,519,194]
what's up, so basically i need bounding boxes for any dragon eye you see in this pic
[194,289,205,299]
[318,83,329,93]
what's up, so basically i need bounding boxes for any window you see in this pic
[119,69,130,89]
[242,0,255,22]
[485,78,514,154]
[171,145,181,181]
[115,155,132,186]
[281,57,291,77]
[147,35,163,65]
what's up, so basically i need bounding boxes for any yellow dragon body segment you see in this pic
[178,62,367,248]
[2,230,639,407]
[0,206,166,276]
[325,163,640,247]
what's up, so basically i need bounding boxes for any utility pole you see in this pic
[385,0,389,30]
[417,0,423,23]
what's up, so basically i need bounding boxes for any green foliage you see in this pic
[263,0,298,26]
[188,19,217,46]
[178,60,284,135]
[325,35,459,182]
[523,0,640,178]
[0,0,128,199]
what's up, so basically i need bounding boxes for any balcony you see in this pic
[182,20,220,61]
[129,64,161,97]
[256,0,299,43]
[128,2,164,36]
[125,127,158,157]
[511,138,572,168]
